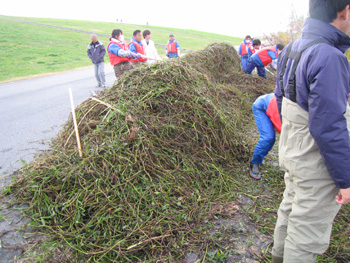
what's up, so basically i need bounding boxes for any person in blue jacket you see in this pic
[166,34,180,58]
[272,0,350,262]
[245,44,284,78]
[238,35,252,71]
[250,93,281,180]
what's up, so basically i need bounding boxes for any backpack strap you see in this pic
[280,38,329,102]
[279,41,294,97]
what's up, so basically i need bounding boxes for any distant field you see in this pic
[0,16,241,82]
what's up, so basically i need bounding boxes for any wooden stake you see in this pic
[68,87,83,158]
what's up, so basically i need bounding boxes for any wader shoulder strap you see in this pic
[280,38,329,102]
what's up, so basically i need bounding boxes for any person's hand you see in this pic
[129,52,142,59]
[336,188,350,205]
[135,53,142,59]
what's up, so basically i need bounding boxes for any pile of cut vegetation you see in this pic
[11,43,275,261]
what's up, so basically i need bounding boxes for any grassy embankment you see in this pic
[0,16,241,82]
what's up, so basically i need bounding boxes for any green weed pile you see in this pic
[11,43,275,262]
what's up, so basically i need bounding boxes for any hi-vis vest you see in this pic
[167,40,178,54]
[107,40,129,66]
[266,95,282,133]
[240,41,252,56]
[257,46,278,66]
[128,41,147,62]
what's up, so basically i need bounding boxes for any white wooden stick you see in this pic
[139,54,163,62]
[68,87,83,158]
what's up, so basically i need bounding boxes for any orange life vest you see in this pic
[107,40,129,66]
[128,41,147,62]
[167,40,178,54]
[266,95,281,133]
[240,41,252,56]
[257,46,278,66]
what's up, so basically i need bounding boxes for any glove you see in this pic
[129,52,142,59]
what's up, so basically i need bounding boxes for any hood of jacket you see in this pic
[302,18,350,53]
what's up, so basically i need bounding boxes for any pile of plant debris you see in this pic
[10,43,276,262]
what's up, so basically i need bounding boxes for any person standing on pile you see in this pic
[166,34,180,58]
[244,44,284,78]
[142,30,161,64]
[238,35,252,71]
[87,34,106,88]
[107,29,141,79]
[248,39,262,60]
[128,30,148,67]
[272,0,350,262]
[250,93,281,180]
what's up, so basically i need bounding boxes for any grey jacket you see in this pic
[87,41,106,64]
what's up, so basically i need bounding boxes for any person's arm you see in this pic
[308,50,350,189]
[128,43,137,54]
[100,44,106,58]
[108,43,121,56]
[268,50,278,61]
[238,44,242,55]
[151,41,160,58]
[87,44,92,59]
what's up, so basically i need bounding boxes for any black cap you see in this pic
[169,34,174,37]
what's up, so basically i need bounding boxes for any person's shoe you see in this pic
[271,255,283,263]
[250,163,261,180]
[98,83,102,88]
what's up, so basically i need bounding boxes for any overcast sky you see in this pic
[1,0,309,38]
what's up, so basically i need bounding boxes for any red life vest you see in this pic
[266,95,281,133]
[167,40,178,54]
[240,41,252,56]
[257,46,278,66]
[249,46,256,55]
[107,40,130,66]
[128,41,147,63]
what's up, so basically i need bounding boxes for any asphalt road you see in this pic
[0,65,115,179]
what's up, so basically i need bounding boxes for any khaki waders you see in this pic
[113,61,134,79]
[272,98,350,262]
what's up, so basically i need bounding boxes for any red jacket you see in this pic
[240,41,252,56]
[128,41,147,62]
[266,95,281,133]
[107,40,129,66]
[257,46,278,66]
[167,40,178,54]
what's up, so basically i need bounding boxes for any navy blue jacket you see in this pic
[275,18,350,189]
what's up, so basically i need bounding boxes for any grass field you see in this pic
[0,16,241,82]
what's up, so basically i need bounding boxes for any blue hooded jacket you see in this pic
[275,18,350,189]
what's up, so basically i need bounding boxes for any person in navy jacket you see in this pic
[272,0,350,262]
[245,44,284,78]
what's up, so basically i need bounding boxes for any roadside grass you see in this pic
[0,19,92,82]
[9,16,242,50]
[0,16,241,82]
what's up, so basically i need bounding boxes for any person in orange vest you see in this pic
[166,34,180,58]
[250,93,281,180]
[238,35,252,71]
[107,29,142,79]
[244,44,285,78]
[248,39,262,60]
[128,30,148,67]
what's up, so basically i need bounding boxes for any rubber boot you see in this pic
[271,255,283,263]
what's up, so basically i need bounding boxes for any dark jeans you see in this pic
[241,55,248,71]
[245,59,266,79]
